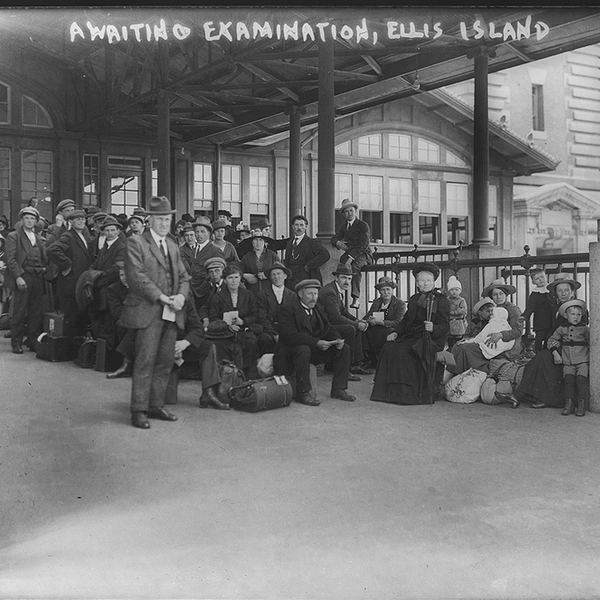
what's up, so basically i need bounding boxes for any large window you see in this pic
[389,177,412,244]
[83,154,100,206]
[532,84,545,132]
[390,214,412,244]
[447,182,469,245]
[110,175,140,214]
[221,164,241,218]
[359,175,383,242]
[249,166,269,216]
[193,163,212,213]
[22,96,51,128]
[418,180,441,245]
[357,135,382,158]
[0,82,9,124]
[21,150,52,204]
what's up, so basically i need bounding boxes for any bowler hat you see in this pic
[295,279,322,292]
[547,272,581,292]
[67,209,87,220]
[481,278,517,298]
[205,320,234,340]
[56,199,76,212]
[375,276,397,291]
[339,198,358,213]
[99,216,122,230]
[558,299,587,319]
[205,257,227,271]
[146,196,176,215]
[332,263,353,276]
[264,261,291,279]
[193,215,213,232]
[412,262,440,281]
[18,206,40,220]
[472,297,495,318]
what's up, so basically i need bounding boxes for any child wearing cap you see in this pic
[446,275,468,349]
[522,268,553,353]
[546,299,589,417]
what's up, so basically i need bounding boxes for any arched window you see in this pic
[22,95,52,128]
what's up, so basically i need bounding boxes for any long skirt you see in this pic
[515,349,563,407]
[362,326,393,366]
[370,337,434,405]
[449,342,490,375]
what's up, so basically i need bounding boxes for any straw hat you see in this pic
[472,297,495,317]
[558,299,587,319]
[547,272,581,292]
[481,278,517,298]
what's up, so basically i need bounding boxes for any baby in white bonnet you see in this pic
[466,306,516,359]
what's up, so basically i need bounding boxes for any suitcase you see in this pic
[43,312,65,338]
[228,375,293,413]
[73,337,97,368]
[36,333,71,362]
[94,338,123,372]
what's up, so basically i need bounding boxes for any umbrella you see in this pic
[412,292,438,405]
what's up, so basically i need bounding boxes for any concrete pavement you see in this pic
[1,334,599,599]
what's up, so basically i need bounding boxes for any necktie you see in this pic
[159,239,166,259]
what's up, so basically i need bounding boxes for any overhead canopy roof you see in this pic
[0,7,599,150]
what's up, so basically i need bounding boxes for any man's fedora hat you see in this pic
[146,196,176,215]
[264,261,292,279]
[339,198,358,213]
[193,215,213,232]
[92,211,108,223]
[204,320,234,340]
[99,216,122,230]
[332,263,353,276]
[482,278,517,298]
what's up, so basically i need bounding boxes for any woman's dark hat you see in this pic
[547,272,581,292]
[211,219,228,231]
[249,229,273,243]
[482,278,517,298]
[146,196,176,215]
[412,262,440,281]
[264,261,291,279]
[205,319,234,339]
[375,276,397,291]
[333,263,353,276]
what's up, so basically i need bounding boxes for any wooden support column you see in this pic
[289,106,303,218]
[213,143,221,221]
[317,37,336,239]
[469,46,495,246]
[157,89,171,199]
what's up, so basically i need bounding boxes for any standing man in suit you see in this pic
[318,263,372,377]
[5,206,47,354]
[274,279,355,406]
[330,198,373,310]
[256,261,295,355]
[44,198,75,289]
[122,196,191,430]
[47,209,95,338]
[284,214,330,291]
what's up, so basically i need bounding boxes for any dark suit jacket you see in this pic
[208,286,258,329]
[47,228,95,298]
[395,291,450,351]
[330,218,373,263]
[196,279,225,320]
[284,235,330,286]
[256,285,295,336]
[277,296,341,351]
[187,243,225,298]
[121,229,190,329]
[5,227,47,291]
[364,295,407,330]
[318,281,357,327]
[106,279,128,326]
[91,236,126,289]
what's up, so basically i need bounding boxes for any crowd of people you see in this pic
[0,195,592,428]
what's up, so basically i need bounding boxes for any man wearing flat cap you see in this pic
[330,198,373,310]
[44,198,76,283]
[126,208,146,237]
[274,279,355,406]
[122,196,191,429]
[5,207,47,353]
[47,209,95,338]
[196,256,227,328]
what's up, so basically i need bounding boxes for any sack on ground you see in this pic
[257,353,274,378]
[217,360,246,404]
[445,368,488,404]
[228,375,293,413]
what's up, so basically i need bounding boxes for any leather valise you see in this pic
[228,375,293,413]
[217,360,246,404]
[36,333,71,362]
[73,337,97,368]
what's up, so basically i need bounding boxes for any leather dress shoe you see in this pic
[331,389,356,402]
[496,392,520,408]
[348,373,361,382]
[295,392,320,406]
[131,412,150,429]
[199,387,229,410]
[106,361,132,379]
[531,401,548,409]
[147,407,177,421]
[350,365,374,375]
[12,345,23,354]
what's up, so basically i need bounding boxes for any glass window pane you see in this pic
[335,141,351,155]
[418,180,441,213]
[361,210,382,243]
[358,135,381,158]
[447,217,467,245]
[417,138,440,163]
[389,177,412,212]
[335,173,352,208]
[447,183,469,215]
[221,164,241,218]
[21,150,53,203]
[358,175,382,210]
[390,213,412,244]
[419,215,441,245]
[389,134,411,161]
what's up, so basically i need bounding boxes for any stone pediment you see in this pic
[514,183,600,219]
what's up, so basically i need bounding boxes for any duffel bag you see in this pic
[217,360,246,405]
[228,375,293,413]
[445,368,488,404]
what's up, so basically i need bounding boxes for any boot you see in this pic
[575,375,588,417]
[199,385,229,410]
[575,397,586,417]
[561,398,574,416]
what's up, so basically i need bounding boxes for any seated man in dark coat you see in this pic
[318,262,372,378]
[274,279,355,406]
[256,261,295,355]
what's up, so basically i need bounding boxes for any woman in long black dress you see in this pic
[513,273,584,409]
[370,263,449,406]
